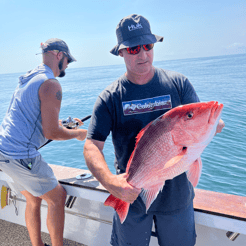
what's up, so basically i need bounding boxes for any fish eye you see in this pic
[186,112,193,119]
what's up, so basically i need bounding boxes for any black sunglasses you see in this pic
[62,52,72,63]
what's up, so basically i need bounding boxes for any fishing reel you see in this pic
[61,116,79,129]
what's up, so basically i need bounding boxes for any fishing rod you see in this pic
[38,115,91,149]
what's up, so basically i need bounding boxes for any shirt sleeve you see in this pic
[87,95,112,142]
[181,78,200,105]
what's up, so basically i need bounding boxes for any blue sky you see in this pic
[0,0,245,74]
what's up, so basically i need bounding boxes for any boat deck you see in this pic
[0,219,85,246]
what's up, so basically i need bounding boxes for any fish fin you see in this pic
[164,153,185,169]
[140,183,165,212]
[164,144,187,169]
[187,157,202,187]
[135,120,153,145]
[104,194,130,224]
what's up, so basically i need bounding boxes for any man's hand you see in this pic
[74,118,84,128]
[76,129,87,141]
[107,173,141,204]
[84,139,141,204]
[216,119,225,135]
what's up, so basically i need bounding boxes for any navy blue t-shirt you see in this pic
[87,68,200,214]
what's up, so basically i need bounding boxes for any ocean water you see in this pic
[0,54,245,197]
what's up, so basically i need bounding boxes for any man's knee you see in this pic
[21,190,42,208]
[41,184,67,207]
[57,184,67,203]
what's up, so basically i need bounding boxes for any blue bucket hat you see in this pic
[41,38,76,63]
[110,14,164,56]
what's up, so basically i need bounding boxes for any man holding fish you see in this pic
[84,14,225,246]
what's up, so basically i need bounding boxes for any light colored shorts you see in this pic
[0,153,58,197]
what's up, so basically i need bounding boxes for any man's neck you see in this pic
[125,66,155,85]
[43,55,59,77]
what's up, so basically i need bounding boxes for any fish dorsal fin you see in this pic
[135,113,166,145]
[135,120,153,145]
[140,182,165,212]
[126,150,135,173]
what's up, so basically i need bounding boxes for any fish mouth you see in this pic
[208,101,223,124]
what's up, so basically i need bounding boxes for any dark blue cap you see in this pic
[110,14,164,56]
[41,38,76,62]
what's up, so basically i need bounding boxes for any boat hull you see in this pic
[0,165,245,246]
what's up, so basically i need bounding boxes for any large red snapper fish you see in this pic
[104,101,223,223]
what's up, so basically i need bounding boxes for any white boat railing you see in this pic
[0,164,246,246]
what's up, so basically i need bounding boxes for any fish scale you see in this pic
[128,130,176,185]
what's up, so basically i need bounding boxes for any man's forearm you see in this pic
[83,139,141,203]
[83,140,115,191]
[45,126,87,141]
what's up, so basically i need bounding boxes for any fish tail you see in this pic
[104,194,130,223]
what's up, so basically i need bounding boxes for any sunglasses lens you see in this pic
[127,45,141,55]
[143,44,154,51]
[126,44,154,55]
[63,52,72,63]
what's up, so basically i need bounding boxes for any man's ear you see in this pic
[57,51,64,60]
[118,50,123,57]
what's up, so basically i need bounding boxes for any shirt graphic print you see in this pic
[122,95,172,116]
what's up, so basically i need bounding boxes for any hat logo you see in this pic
[128,23,143,31]
[40,42,48,49]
